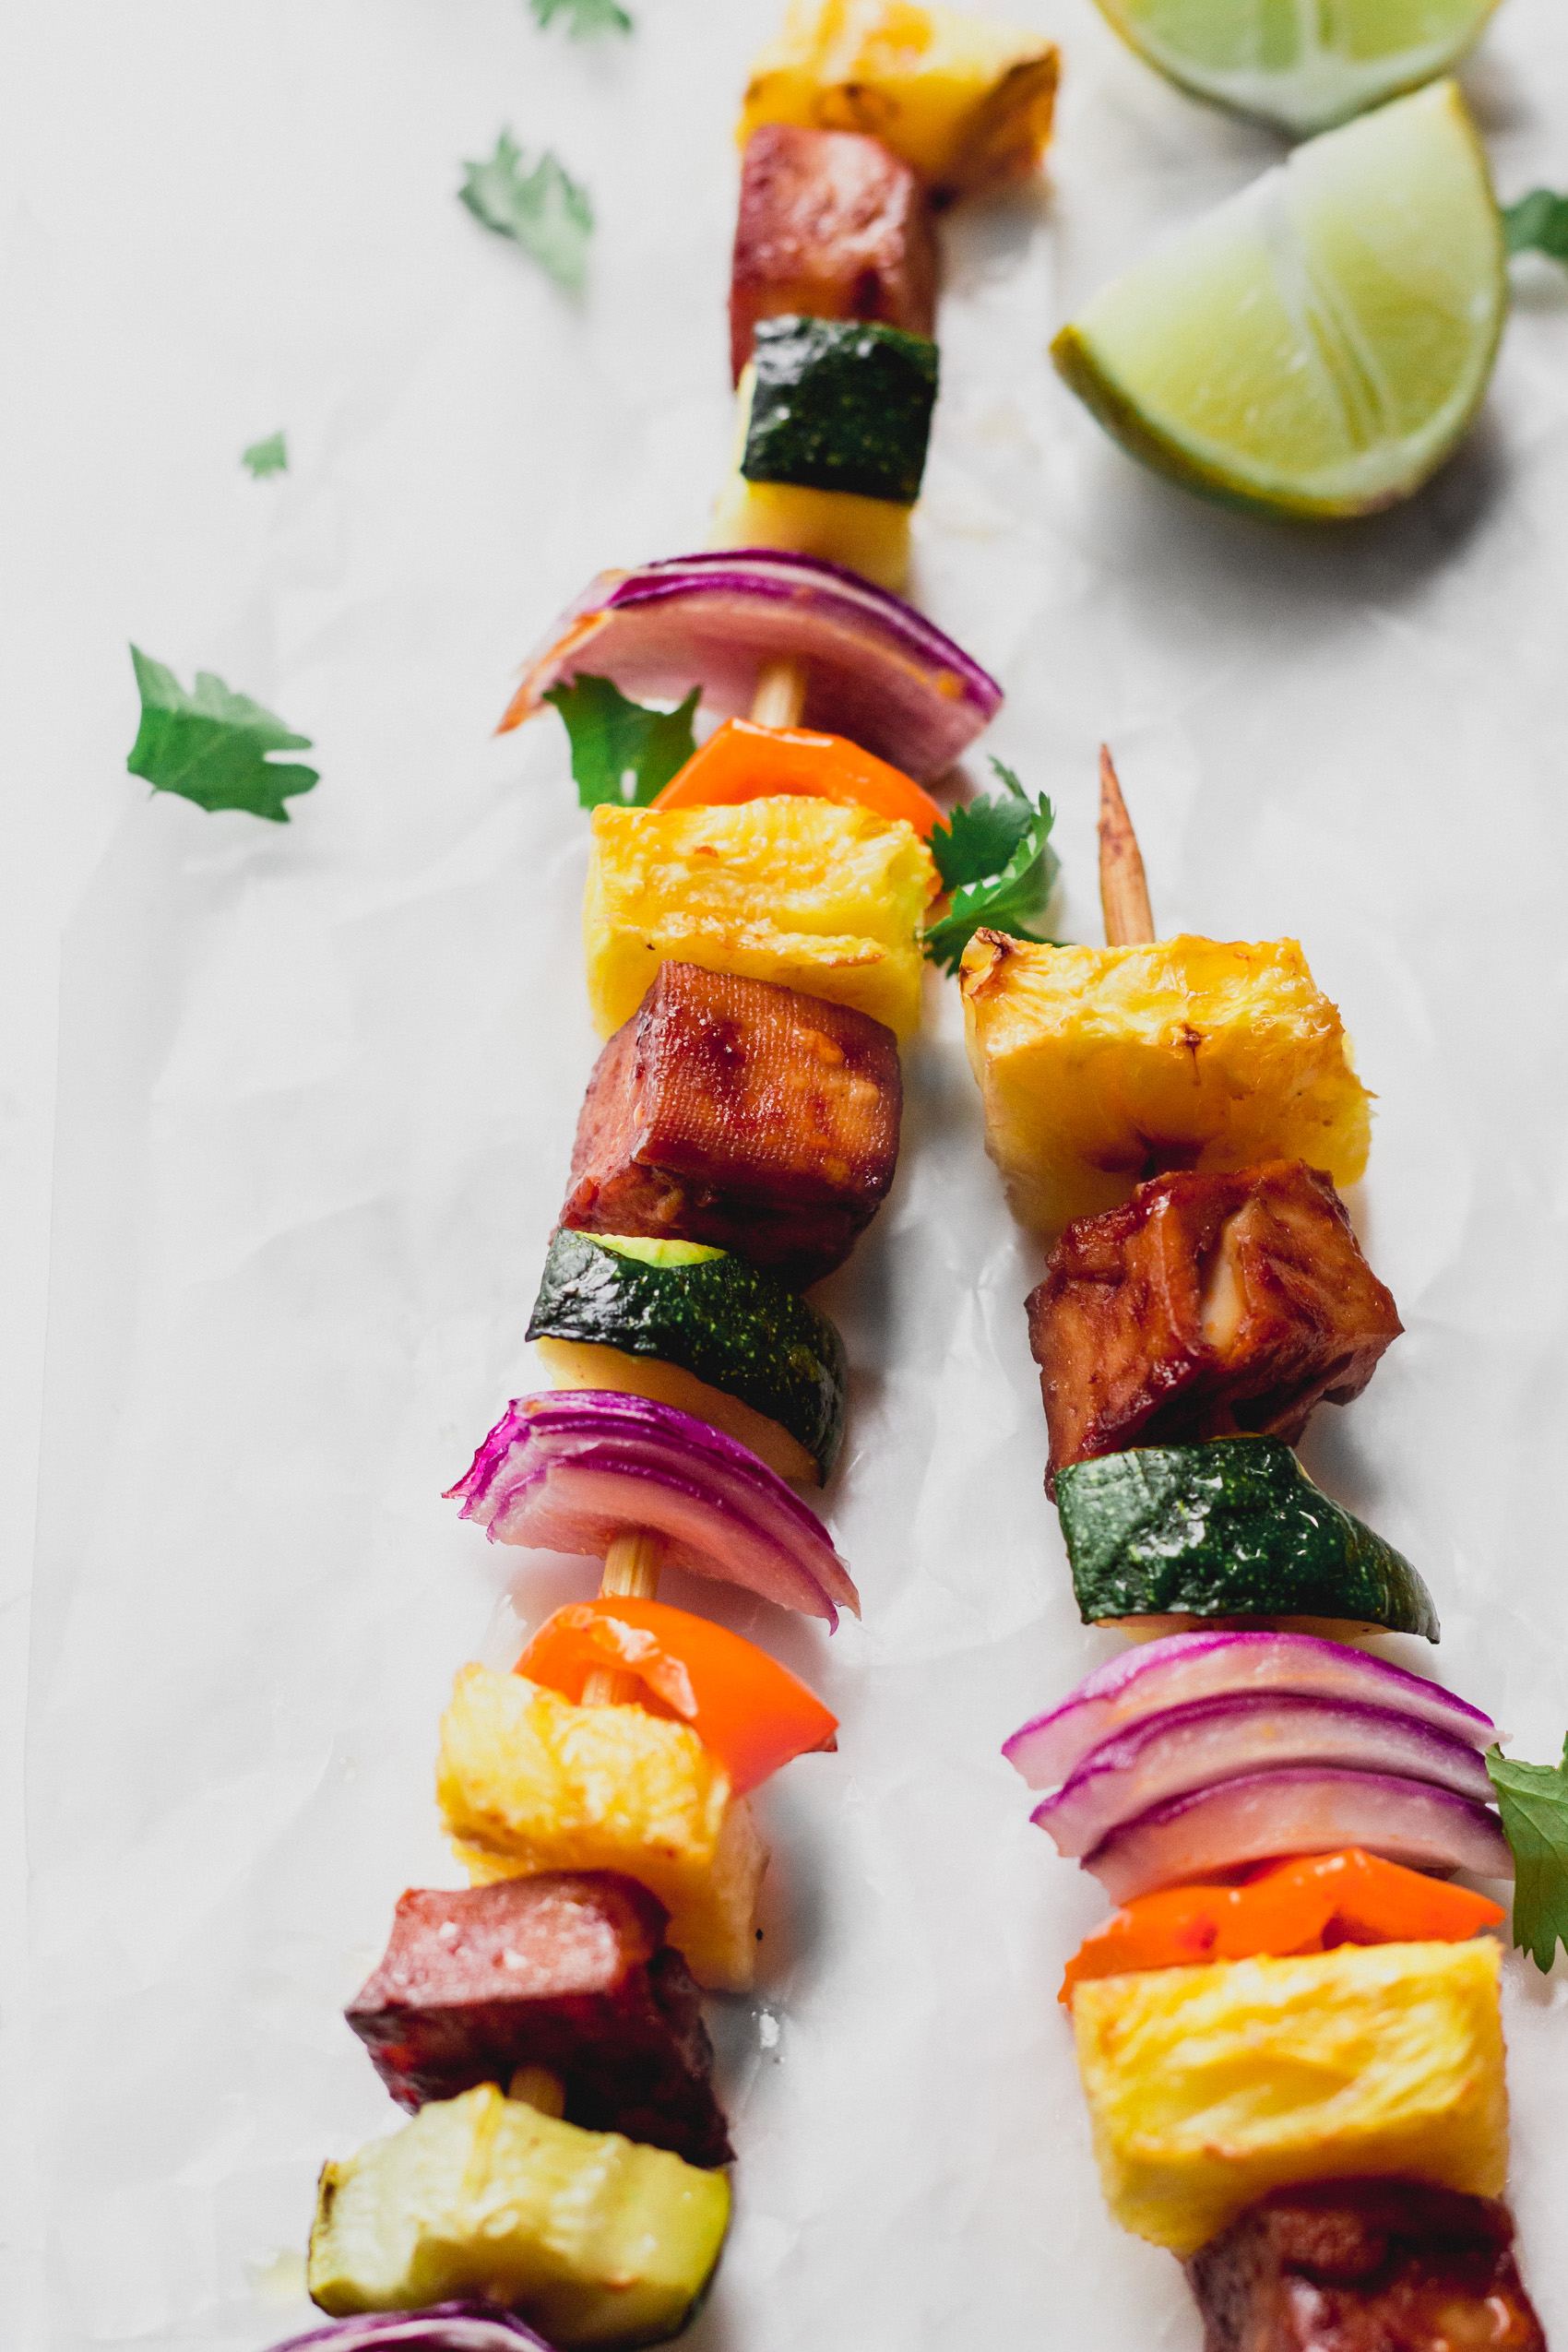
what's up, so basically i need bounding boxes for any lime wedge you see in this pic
[1093,0,1500,137]
[1051,81,1505,521]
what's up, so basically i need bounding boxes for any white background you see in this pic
[4,1,1568,2345]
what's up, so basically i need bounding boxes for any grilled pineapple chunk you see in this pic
[437,1666,767,1991]
[711,473,913,592]
[308,2083,731,2344]
[961,932,1372,1238]
[739,0,1059,198]
[585,798,937,1041]
[1072,1942,1507,2259]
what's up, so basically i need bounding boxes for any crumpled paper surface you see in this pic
[14,0,1568,2344]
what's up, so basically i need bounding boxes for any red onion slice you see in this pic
[1004,1628,1495,1791]
[268,2307,552,2351]
[1081,1766,1513,1905]
[497,549,1003,782]
[1032,1692,1496,1859]
[447,1390,859,1626]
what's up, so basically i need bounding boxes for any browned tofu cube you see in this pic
[1186,2179,1548,2352]
[563,958,902,1287]
[1028,1159,1401,1492]
[345,1873,732,2168]
[730,124,938,383]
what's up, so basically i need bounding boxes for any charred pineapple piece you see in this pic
[739,0,1059,200]
[731,124,936,383]
[1185,2177,1548,2352]
[437,1667,767,1992]
[584,798,938,1041]
[308,2082,730,2344]
[1029,1158,1402,1490]
[1072,1941,1507,2259]
[346,1874,731,2167]
[960,932,1372,1240]
[564,959,902,1287]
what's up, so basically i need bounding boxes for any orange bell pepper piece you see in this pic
[516,1596,837,1796]
[1059,1848,1505,2002]
[650,717,946,837]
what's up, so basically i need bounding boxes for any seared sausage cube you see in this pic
[1028,1158,1401,1491]
[564,958,902,1287]
[731,124,937,383]
[345,1872,732,2168]
[1186,2178,1547,2352]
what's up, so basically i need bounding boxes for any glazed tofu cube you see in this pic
[564,958,902,1286]
[730,124,937,382]
[345,1873,732,2166]
[1072,1942,1508,2258]
[437,1667,767,1991]
[1028,1158,1402,1489]
[1185,2179,1547,2352]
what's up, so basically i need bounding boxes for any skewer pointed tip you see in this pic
[1098,744,1155,947]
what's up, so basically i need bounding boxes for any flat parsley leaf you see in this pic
[543,673,700,809]
[460,133,592,291]
[530,0,632,36]
[242,430,288,479]
[1487,1738,1568,1972]
[922,758,1060,976]
[126,647,319,823]
[1503,189,1568,263]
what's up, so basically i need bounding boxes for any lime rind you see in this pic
[1051,81,1505,522]
[1092,0,1502,137]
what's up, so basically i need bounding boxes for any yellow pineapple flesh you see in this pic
[739,0,1059,198]
[960,930,1372,1238]
[436,1666,767,1991]
[1071,1941,1507,2258]
[585,796,938,1041]
[308,2082,731,2343]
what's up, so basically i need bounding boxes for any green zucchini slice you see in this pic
[742,315,939,505]
[528,1229,847,1484]
[1056,1437,1439,1642]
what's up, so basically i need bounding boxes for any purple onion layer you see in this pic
[498,549,1003,782]
[447,1390,859,1626]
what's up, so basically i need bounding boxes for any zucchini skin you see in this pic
[1057,1437,1439,1641]
[742,315,939,505]
[529,1229,847,1481]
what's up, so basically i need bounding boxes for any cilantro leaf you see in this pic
[1502,189,1568,263]
[1487,1738,1568,1972]
[922,758,1060,975]
[543,673,700,809]
[530,0,632,36]
[929,757,1034,893]
[125,647,318,823]
[459,133,593,291]
[242,430,288,479]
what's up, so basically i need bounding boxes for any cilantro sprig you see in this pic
[1503,189,1568,265]
[126,647,318,823]
[242,431,288,480]
[1487,1737,1568,1973]
[460,133,593,291]
[544,673,700,809]
[530,0,632,35]
[921,759,1060,975]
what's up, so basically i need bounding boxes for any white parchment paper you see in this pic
[11,0,1568,2345]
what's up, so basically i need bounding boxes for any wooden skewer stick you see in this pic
[582,1528,670,1705]
[580,654,807,1708]
[750,656,808,731]
[1098,745,1156,948]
